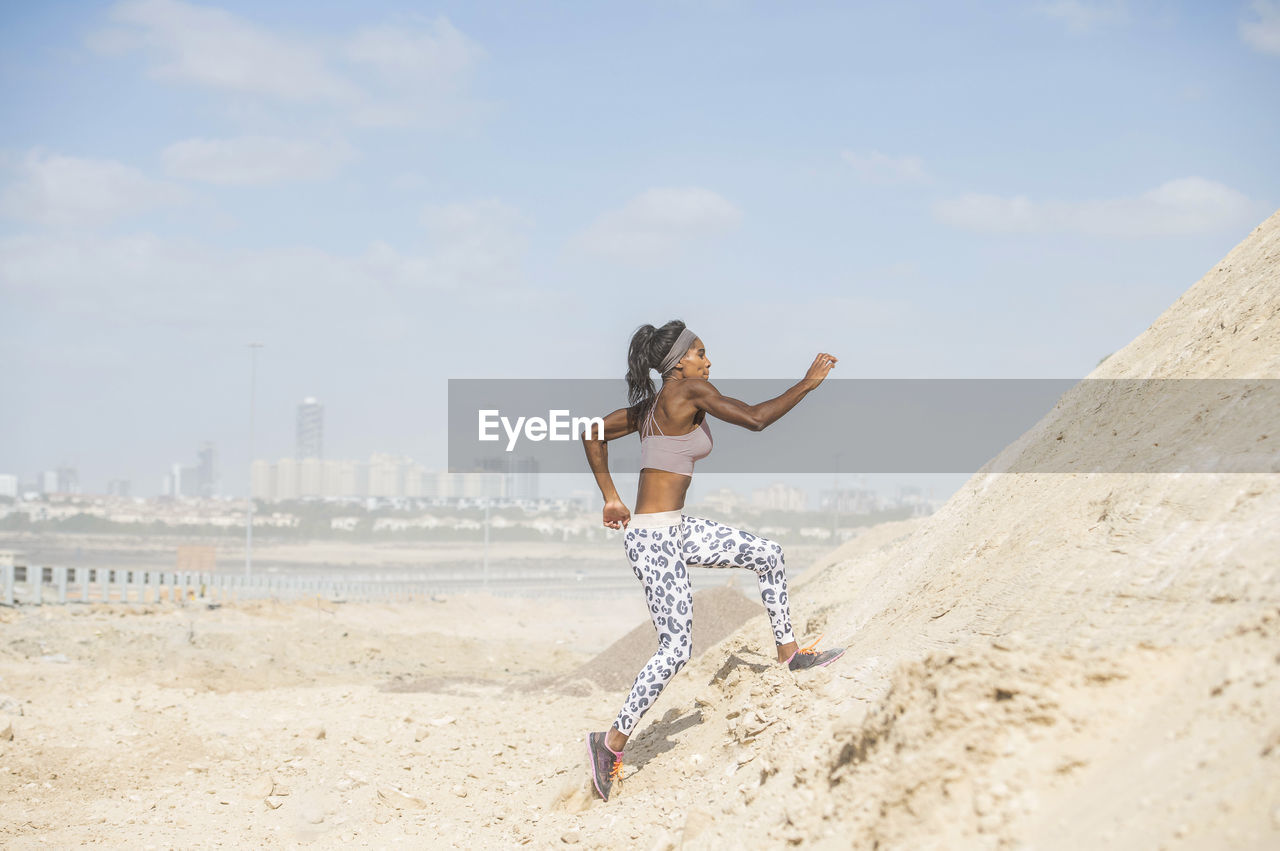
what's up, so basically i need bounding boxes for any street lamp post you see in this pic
[831,453,840,543]
[482,497,490,588]
[246,343,263,577]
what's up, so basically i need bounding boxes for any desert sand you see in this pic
[2,210,1279,849]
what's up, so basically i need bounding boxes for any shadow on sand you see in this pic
[624,650,773,775]
[710,650,770,683]
[624,708,704,775]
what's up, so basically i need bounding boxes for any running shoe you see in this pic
[787,635,846,671]
[586,732,624,802]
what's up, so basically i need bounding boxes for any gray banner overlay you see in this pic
[448,379,1280,474]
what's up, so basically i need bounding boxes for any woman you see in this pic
[582,319,844,802]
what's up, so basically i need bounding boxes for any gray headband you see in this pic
[657,328,698,375]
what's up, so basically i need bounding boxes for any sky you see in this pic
[1,0,1278,499]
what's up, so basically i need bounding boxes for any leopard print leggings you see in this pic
[613,512,795,736]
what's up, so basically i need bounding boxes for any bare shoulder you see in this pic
[596,406,639,440]
[681,378,721,404]
[673,379,724,422]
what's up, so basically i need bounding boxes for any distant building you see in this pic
[250,460,276,501]
[106,478,131,497]
[506,456,539,501]
[419,471,457,499]
[41,468,79,494]
[195,442,217,497]
[752,482,808,512]
[702,487,746,514]
[0,474,16,498]
[163,443,217,498]
[464,472,504,499]
[57,467,79,494]
[322,459,362,498]
[403,463,427,498]
[247,452,516,503]
[276,458,300,501]
[299,457,324,497]
[163,463,181,498]
[368,453,409,498]
[296,398,324,460]
[254,457,361,500]
[898,485,934,517]
[819,487,879,514]
[478,455,540,500]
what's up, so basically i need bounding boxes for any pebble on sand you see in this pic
[377,786,428,810]
[248,774,274,799]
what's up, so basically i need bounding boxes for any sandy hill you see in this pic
[543,210,1280,848]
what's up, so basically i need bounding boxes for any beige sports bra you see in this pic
[639,384,713,476]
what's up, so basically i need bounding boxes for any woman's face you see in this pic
[678,338,711,379]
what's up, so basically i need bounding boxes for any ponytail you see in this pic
[625,319,687,427]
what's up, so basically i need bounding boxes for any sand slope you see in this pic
[540,209,1280,848]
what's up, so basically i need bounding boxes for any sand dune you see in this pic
[2,211,1278,848]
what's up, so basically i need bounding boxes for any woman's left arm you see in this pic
[582,406,638,528]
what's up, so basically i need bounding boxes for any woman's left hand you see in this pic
[603,499,631,530]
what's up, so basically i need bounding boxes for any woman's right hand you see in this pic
[800,352,838,391]
[603,499,631,530]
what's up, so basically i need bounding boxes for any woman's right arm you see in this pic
[687,352,837,431]
[582,406,637,529]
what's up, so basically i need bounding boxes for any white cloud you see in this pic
[420,200,530,291]
[0,201,530,326]
[342,19,488,128]
[0,231,221,321]
[1033,0,1126,33]
[1241,0,1280,54]
[575,187,743,263]
[162,136,356,184]
[840,150,928,184]
[89,3,486,127]
[346,19,483,83]
[0,150,185,227]
[933,178,1269,237]
[90,0,356,102]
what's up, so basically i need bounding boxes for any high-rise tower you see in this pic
[195,441,217,497]
[296,397,324,460]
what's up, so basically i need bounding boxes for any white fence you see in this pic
[0,564,643,605]
[0,564,452,605]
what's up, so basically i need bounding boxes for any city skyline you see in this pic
[1,474,938,518]
[1,383,973,503]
